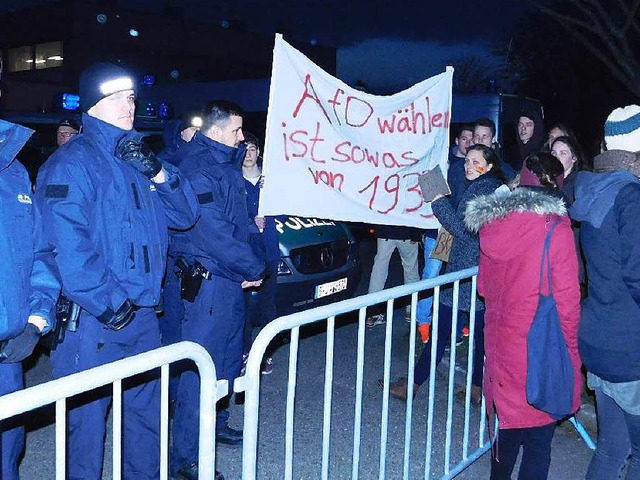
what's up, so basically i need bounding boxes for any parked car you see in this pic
[272,216,361,316]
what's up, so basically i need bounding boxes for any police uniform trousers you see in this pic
[0,362,24,480]
[171,275,244,473]
[51,308,161,480]
[159,256,185,402]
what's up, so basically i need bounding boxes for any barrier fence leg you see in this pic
[569,416,596,450]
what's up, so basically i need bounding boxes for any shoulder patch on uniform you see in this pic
[197,192,214,204]
[17,193,32,204]
[45,184,69,198]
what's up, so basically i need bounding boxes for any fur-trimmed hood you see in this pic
[464,186,567,233]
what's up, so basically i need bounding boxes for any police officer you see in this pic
[35,63,199,479]
[169,100,264,480]
[55,117,80,147]
[158,110,202,406]
[0,59,60,480]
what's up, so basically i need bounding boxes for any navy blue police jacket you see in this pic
[169,131,265,282]
[35,113,199,320]
[0,119,59,340]
[244,173,280,263]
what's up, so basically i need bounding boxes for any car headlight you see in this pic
[277,258,292,275]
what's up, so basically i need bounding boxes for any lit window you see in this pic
[7,46,33,72]
[35,41,63,70]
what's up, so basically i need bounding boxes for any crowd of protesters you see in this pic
[378,106,640,480]
[1,53,639,480]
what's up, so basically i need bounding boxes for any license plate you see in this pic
[315,277,348,299]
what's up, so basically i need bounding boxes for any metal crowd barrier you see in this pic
[236,266,595,479]
[0,341,227,480]
[237,267,489,479]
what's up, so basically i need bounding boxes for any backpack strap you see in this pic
[539,218,562,294]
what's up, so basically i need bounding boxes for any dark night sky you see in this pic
[0,0,525,47]
[0,0,529,93]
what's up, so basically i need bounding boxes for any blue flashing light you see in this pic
[129,29,139,37]
[170,69,180,79]
[62,93,80,111]
[143,75,155,86]
[145,102,157,117]
[159,102,172,119]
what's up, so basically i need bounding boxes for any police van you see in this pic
[0,109,362,316]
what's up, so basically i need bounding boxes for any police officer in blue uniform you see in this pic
[35,63,199,480]
[169,100,264,480]
[0,61,60,479]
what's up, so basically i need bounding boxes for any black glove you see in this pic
[115,139,163,179]
[97,299,136,330]
[0,323,41,363]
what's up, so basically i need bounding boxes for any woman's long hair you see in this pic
[525,153,565,190]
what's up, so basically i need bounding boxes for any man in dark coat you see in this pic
[36,62,199,480]
[169,100,265,480]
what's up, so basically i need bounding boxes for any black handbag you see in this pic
[526,219,575,420]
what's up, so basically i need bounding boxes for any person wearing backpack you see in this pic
[465,153,582,480]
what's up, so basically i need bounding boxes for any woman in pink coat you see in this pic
[464,153,582,480]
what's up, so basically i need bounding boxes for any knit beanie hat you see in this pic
[79,63,135,112]
[604,105,640,152]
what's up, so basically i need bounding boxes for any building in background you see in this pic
[0,1,335,117]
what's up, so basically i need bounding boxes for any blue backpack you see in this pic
[526,219,575,420]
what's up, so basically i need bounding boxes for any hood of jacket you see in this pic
[159,119,187,161]
[569,170,640,228]
[465,186,566,232]
[465,186,567,262]
[191,131,246,167]
[0,119,34,172]
[81,112,140,155]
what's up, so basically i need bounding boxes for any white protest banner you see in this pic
[259,34,453,228]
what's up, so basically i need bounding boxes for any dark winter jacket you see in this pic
[562,169,578,207]
[169,131,265,283]
[447,149,466,210]
[466,187,582,428]
[374,224,422,242]
[158,120,189,166]
[245,174,280,262]
[570,164,640,382]
[431,172,502,310]
[0,120,59,340]
[36,113,199,319]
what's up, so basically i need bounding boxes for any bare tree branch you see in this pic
[621,0,640,35]
[528,0,640,97]
[525,0,599,33]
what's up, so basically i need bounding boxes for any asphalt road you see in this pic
[18,236,596,479]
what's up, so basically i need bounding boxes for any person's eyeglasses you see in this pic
[57,131,78,138]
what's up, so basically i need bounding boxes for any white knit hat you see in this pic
[604,105,640,152]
